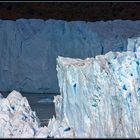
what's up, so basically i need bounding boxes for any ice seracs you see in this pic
[0,90,74,138]
[0,90,40,138]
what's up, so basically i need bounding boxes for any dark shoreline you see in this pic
[0,2,139,21]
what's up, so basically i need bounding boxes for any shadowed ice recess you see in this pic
[1,19,140,93]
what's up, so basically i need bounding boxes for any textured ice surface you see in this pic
[55,38,140,138]
[1,19,140,93]
[0,90,74,138]
[127,37,140,52]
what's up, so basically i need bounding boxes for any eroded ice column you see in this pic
[56,44,140,137]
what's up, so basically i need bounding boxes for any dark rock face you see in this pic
[0,2,140,21]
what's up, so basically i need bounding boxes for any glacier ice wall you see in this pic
[55,37,140,138]
[1,19,140,93]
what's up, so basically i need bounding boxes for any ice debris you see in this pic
[38,97,54,104]
[0,90,74,138]
[55,37,140,138]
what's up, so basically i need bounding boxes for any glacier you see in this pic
[55,37,140,138]
[0,90,74,138]
[1,37,140,138]
[1,19,140,93]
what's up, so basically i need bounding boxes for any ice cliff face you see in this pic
[55,37,140,138]
[127,37,140,52]
[0,90,74,138]
[1,19,140,93]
